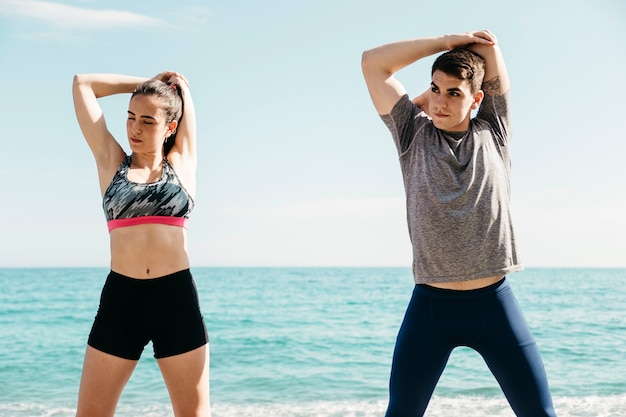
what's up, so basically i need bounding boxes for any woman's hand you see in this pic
[152,71,190,88]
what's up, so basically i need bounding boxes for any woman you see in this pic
[72,71,210,417]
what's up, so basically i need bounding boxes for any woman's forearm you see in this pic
[73,73,147,98]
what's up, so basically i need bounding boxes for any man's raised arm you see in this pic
[361,31,496,115]
[466,30,510,96]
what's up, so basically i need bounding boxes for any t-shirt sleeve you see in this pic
[380,94,424,155]
[476,91,512,146]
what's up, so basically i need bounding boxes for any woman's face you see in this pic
[126,94,173,154]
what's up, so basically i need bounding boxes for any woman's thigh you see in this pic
[76,346,138,417]
[158,344,211,417]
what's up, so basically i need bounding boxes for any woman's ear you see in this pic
[166,120,178,137]
[471,90,484,110]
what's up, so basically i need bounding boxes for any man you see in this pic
[361,30,557,416]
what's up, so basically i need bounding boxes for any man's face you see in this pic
[428,70,482,132]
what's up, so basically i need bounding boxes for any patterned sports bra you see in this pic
[103,156,194,232]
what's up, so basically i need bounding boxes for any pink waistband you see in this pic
[107,216,189,232]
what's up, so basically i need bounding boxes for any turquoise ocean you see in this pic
[1,267,625,417]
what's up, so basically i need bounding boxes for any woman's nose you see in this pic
[130,121,141,134]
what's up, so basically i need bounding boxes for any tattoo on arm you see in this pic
[482,77,502,96]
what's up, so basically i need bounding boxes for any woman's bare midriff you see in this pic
[109,224,190,279]
[426,275,504,291]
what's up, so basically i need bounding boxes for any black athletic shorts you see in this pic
[88,269,209,360]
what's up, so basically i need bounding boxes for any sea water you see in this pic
[0,267,624,416]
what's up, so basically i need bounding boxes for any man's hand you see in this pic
[412,88,430,115]
[443,30,496,50]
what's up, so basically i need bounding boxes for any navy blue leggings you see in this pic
[385,278,556,417]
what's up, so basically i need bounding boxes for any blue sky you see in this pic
[0,0,624,268]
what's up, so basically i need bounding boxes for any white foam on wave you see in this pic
[2,395,625,417]
[426,394,626,417]
[212,395,626,417]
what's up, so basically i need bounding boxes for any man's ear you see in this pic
[471,90,484,110]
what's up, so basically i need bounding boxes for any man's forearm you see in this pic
[361,36,449,76]
[466,43,510,95]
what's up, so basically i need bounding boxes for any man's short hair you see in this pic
[432,48,486,94]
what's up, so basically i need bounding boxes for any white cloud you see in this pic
[191,198,412,267]
[0,0,165,29]
[512,189,626,268]
[193,190,626,268]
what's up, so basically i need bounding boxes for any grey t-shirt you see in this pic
[381,93,523,284]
